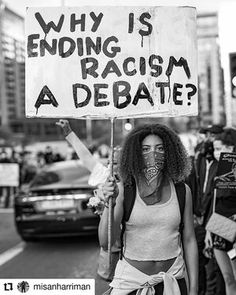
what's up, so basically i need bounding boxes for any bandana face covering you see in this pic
[143,151,165,184]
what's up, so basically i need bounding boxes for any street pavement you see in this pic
[0,209,22,255]
[0,209,110,294]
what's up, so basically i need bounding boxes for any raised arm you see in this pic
[56,119,98,172]
[183,184,198,295]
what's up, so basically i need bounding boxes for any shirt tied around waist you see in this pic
[108,254,186,295]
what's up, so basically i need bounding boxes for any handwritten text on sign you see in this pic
[215,153,236,190]
[26,6,198,118]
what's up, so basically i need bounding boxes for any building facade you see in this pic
[197,12,225,126]
[0,2,24,126]
[0,2,62,143]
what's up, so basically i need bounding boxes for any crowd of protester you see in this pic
[185,124,236,295]
[56,119,236,295]
[1,122,236,294]
[84,122,235,295]
[0,141,110,208]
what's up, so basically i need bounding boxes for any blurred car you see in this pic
[14,160,99,241]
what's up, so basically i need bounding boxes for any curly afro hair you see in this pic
[119,124,191,185]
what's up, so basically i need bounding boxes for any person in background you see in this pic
[36,151,46,168]
[199,140,225,295]
[195,125,226,295]
[44,146,54,164]
[0,149,12,208]
[56,119,121,205]
[99,123,198,295]
[205,127,236,295]
[194,127,207,156]
[97,144,110,159]
[56,119,121,286]
[205,125,224,142]
[0,150,11,163]
[195,125,224,177]
[56,119,110,184]
[19,151,38,185]
[53,148,65,162]
[184,144,205,295]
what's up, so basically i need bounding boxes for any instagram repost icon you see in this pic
[17,281,29,293]
[4,283,13,291]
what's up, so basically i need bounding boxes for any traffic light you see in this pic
[229,52,236,98]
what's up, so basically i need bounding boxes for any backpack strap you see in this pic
[174,182,186,240]
[120,177,136,259]
[123,180,136,222]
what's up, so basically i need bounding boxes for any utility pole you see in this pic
[86,118,92,144]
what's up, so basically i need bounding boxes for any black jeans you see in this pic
[205,258,226,295]
[195,225,209,295]
[128,278,188,295]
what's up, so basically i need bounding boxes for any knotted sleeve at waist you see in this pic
[109,255,186,295]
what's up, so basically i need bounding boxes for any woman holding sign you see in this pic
[99,124,198,295]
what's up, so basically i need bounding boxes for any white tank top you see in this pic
[124,179,182,261]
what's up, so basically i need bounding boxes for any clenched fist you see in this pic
[55,119,72,137]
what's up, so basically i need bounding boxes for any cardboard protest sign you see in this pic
[215,153,236,190]
[26,6,198,119]
[0,163,19,187]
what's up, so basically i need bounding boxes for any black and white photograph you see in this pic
[0,0,236,294]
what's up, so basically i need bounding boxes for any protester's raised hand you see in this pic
[55,119,72,136]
